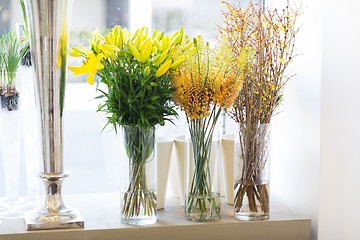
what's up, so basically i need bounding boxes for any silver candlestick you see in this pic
[24,0,84,230]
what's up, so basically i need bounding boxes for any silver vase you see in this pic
[24,0,84,230]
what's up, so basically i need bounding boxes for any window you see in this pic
[0,0,258,197]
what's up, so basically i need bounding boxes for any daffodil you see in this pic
[68,52,104,85]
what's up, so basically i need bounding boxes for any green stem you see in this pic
[185,107,222,220]
[122,125,156,219]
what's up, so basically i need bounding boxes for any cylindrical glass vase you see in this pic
[185,119,221,222]
[16,24,41,211]
[19,64,41,211]
[120,125,157,225]
[0,71,23,218]
[234,123,270,221]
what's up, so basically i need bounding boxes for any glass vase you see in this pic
[0,71,23,218]
[120,125,157,225]
[16,23,41,212]
[234,123,270,221]
[19,64,41,212]
[185,118,221,222]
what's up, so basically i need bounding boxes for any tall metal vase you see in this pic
[24,0,84,230]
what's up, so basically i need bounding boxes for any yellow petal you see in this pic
[68,66,83,75]
[98,62,104,70]
[86,72,96,85]
[140,41,152,63]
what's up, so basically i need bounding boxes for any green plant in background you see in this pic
[19,0,31,66]
[69,25,191,220]
[2,31,27,84]
[0,5,3,82]
[0,30,4,94]
[19,0,29,39]
[0,31,27,111]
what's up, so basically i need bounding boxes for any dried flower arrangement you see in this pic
[218,0,302,219]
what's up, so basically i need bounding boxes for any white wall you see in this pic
[271,0,360,239]
[270,1,322,240]
[318,1,360,239]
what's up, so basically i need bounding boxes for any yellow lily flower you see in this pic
[68,52,104,85]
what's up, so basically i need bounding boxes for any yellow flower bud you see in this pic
[142,26,148,37]
[152,29,157,39]
[154,49,168,66]
[144,66,150,77]
[69,51,83,57]
[170,58,187,69]
[70,47,85,57]
[129,44,142,62]
[171,34,182,46]
[171,31,179,40]
[179,26,184,37]
[152,54,161,63]
[114,25,120,36]
[140,38,151,52]
[153,39,161,50]
[161,35,170,52]
[152,46,158,55]
[183,42,194,51]
[156,31,164,41]
[133,29,140,40]
[135,33,142,49]
[140,41,152,63]
[120,29,127,43]
[116,35,123,48]
[101,44,120,53]
[156,59,172,77]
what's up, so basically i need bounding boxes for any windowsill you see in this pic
[0,193,311,240]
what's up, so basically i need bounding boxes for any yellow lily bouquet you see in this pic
[69,26,192,129]
[69,26,191,224]
[172,36,244,221]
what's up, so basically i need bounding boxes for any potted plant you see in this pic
[172,36,244,221]
[219,1,302,220]
[69,26,191,225]
[0,31,27,111]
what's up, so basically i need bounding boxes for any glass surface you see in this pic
[18,65,41,212]
[120,125,157,225]
[234,123,270,221]
[185,120,221,222]
[0,72,23,218]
